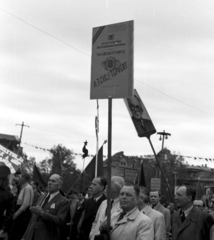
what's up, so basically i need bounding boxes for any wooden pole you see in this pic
[106,98,112,228]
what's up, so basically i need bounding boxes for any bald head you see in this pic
[111,176,125,198]
[112,176,125,189]
[48,174,63,194]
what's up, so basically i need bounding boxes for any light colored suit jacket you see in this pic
[89,198,121,240]
[142,205,166,240]
[154,203,171,233]
[110,207,154,240]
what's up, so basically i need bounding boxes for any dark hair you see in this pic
[22,173,31,182]
[139,186,149,203]
[97,176,107,189]
[123,183,140,197]
[0,177,9,190]
[184,185,196,202]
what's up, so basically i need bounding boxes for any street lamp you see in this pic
[157,130,171,150]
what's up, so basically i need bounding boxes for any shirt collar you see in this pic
[94,194,103,202]
[142,205,151,214]
[49,191,59,199]
[184,205,193,217]
[123,207,137,217]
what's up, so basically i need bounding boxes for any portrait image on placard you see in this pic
[124,89,156,138]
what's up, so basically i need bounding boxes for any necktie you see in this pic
[180,209,185,222]
[42,194,50,208]
[117,212,126,222]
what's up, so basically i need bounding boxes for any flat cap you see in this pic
[0,165,11,178]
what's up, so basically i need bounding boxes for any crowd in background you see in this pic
[1,165,214,240]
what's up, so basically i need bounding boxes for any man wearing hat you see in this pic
[0,165,15,240]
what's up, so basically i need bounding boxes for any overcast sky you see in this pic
[1,0,214,170]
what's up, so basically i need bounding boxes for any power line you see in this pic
[1,8,213,119]
[0,8,90,57]
[136,80,214,118]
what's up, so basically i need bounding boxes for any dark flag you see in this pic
[33,164,47,188]
[138,161,146,187]
[85,146,103,180]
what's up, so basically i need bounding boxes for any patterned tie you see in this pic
[180,209,185,222]
[42,194,50,208]
[117,212,126,222]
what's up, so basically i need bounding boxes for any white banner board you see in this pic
[90,20,134,99]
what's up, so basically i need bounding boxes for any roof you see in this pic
[0,133,20,142]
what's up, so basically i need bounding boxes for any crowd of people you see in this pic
[1,165,214,240]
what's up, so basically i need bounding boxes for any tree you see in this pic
[47,144,81,193]
[49,144,76,175]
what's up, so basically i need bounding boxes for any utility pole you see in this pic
[16,121,30,146]
[157,130,171,150]
[156,130,171,178]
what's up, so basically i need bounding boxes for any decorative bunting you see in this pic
[22,142,214,162]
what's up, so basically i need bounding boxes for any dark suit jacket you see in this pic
[79,194,106,240]
[132,117,156,137]
[0,187,15,233]
[22,192,69,240]
[172,207,213,240]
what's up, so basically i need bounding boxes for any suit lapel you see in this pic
[85,195,106,219]
[112,208,139,233]
[38,193,47,206]
[176,207,198,235]
[43,192,61,210]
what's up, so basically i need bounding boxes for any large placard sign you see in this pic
[90,20,134,99]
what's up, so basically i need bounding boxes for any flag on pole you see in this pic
[33,164,47,188]
[138,161,146,187]
[85,145,103,180]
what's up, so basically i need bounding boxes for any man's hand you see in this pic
[99,222,112,233]
[13,212,19,220]
[30,206,43,217]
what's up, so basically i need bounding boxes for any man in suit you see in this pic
[78,177,107,240]
[90,176,125,240]
[22,174,69,240]
[138,187,166,240]
[100,184,154,240]
[172,185,213,240]
[150,190,171,234]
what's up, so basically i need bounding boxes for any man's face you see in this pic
[149,191,160,206]
[78,193,84,201]
[175,186,190,209]
[104,180,117,196]
[89,178,102,196]
[48,174,61,194]
[129,97,143,119]
[119,186,137,212]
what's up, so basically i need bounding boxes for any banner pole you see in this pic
[107,97,112,228]
[147,136,175,204]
